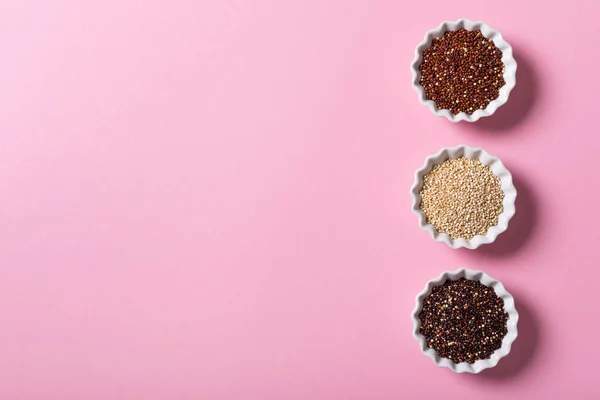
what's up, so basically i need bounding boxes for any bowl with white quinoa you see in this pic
[410,145,517,249]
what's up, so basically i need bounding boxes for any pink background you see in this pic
[0,0,598,399]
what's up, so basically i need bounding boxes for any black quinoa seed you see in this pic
[418,278,508,364]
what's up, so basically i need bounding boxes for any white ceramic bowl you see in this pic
[411,18,517,122]
[411,268,519,373]
[410,145,517,250]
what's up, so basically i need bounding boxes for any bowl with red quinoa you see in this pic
[411,268,519,373]
[411,19,517,122]
[410,145,517,249]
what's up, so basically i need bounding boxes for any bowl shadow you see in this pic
[478,294,539,379]
[462,44,538,132]
[469,170,538,257]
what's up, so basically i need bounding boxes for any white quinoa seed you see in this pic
[419,157,504,240]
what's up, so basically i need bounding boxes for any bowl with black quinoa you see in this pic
[410,19,517,122]
[411,268,518,373]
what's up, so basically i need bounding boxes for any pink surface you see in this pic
[0,1,597,399]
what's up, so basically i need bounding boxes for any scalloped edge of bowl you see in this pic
[411,268,519,373]
[411,18,517,122]
[410,145,517,250]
